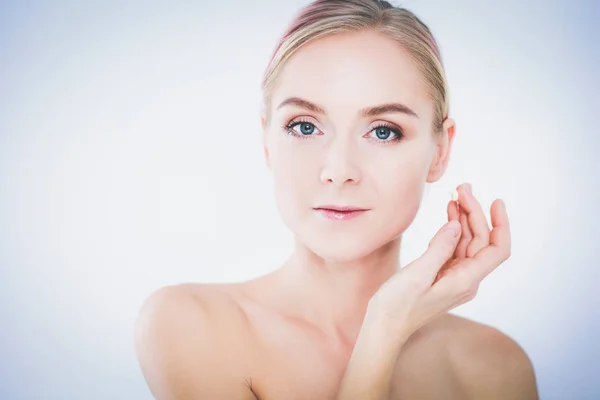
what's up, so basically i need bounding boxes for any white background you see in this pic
[1,0,598,398]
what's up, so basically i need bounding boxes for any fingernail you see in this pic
[444,221,461,237]
[466,183,472,194]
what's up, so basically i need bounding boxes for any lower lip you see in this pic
[315,209,367,221]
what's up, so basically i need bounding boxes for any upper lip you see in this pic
[314,205,370,212]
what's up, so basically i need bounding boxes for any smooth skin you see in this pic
[135,29,538,399]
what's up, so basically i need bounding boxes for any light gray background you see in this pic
[1,0,598,399]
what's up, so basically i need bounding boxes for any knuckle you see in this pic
[492,245,511,263]
[501,246,511,261]
[439,239,458,256]
[428,238,447,255]
[466,286,479,301]
[423,250,449,268]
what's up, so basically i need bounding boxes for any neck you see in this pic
[274,236,402,345]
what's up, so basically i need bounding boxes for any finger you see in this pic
[440,199,459,278]
[408,220,462,283]
[454,202,472,258]
[457,184,491,257]
[447,199,460,222]
[470,199,511,279]
[425,199,510,305]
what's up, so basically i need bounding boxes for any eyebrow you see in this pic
[277,96,419,118]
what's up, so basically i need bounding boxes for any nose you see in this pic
[319,138,361,186]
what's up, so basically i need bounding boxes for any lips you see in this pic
[313,205,369,221]
[315,205,368,212]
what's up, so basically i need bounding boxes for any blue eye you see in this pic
[367,124,403,143]
[298,122,315,135]
[285,120,321,138]
[375,126,392,140]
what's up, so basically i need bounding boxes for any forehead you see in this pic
[272,29,432,118]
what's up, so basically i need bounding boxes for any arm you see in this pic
[134,286,257,400]
[334,309,410,400]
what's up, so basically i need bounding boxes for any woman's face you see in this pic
[263,29,454,262]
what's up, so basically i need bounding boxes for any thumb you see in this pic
[408,220,462,279]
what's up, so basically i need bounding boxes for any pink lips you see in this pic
[313,205,369,221]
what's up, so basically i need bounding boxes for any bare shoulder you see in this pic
[135,283,250,337]
[439,313,539,400]
[134,283,258,400]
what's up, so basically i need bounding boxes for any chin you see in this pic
[279,207,406,263]
[299,230,393,263]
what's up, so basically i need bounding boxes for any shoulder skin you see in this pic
[134,284,258,400]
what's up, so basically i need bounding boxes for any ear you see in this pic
[426,117,456,183]
[261,114,271,170]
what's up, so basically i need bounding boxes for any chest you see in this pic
[246,318,461,400]
[249,320,348,399]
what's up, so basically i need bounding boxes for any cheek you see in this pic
[269,140,318,221]
[385,174,424,232]
[368,148,432,233]
[271,142,317,191]
[379,157,428,199]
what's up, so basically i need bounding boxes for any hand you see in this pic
[367,183,511,336]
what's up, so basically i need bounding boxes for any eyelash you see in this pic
[283,118,404,145]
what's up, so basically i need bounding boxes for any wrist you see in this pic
[334,308,409,399]
[362,306,412,345]
[348,308,411,368]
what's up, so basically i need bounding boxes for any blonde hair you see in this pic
[261,0,449,133]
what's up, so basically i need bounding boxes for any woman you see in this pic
[135,0,539,399]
